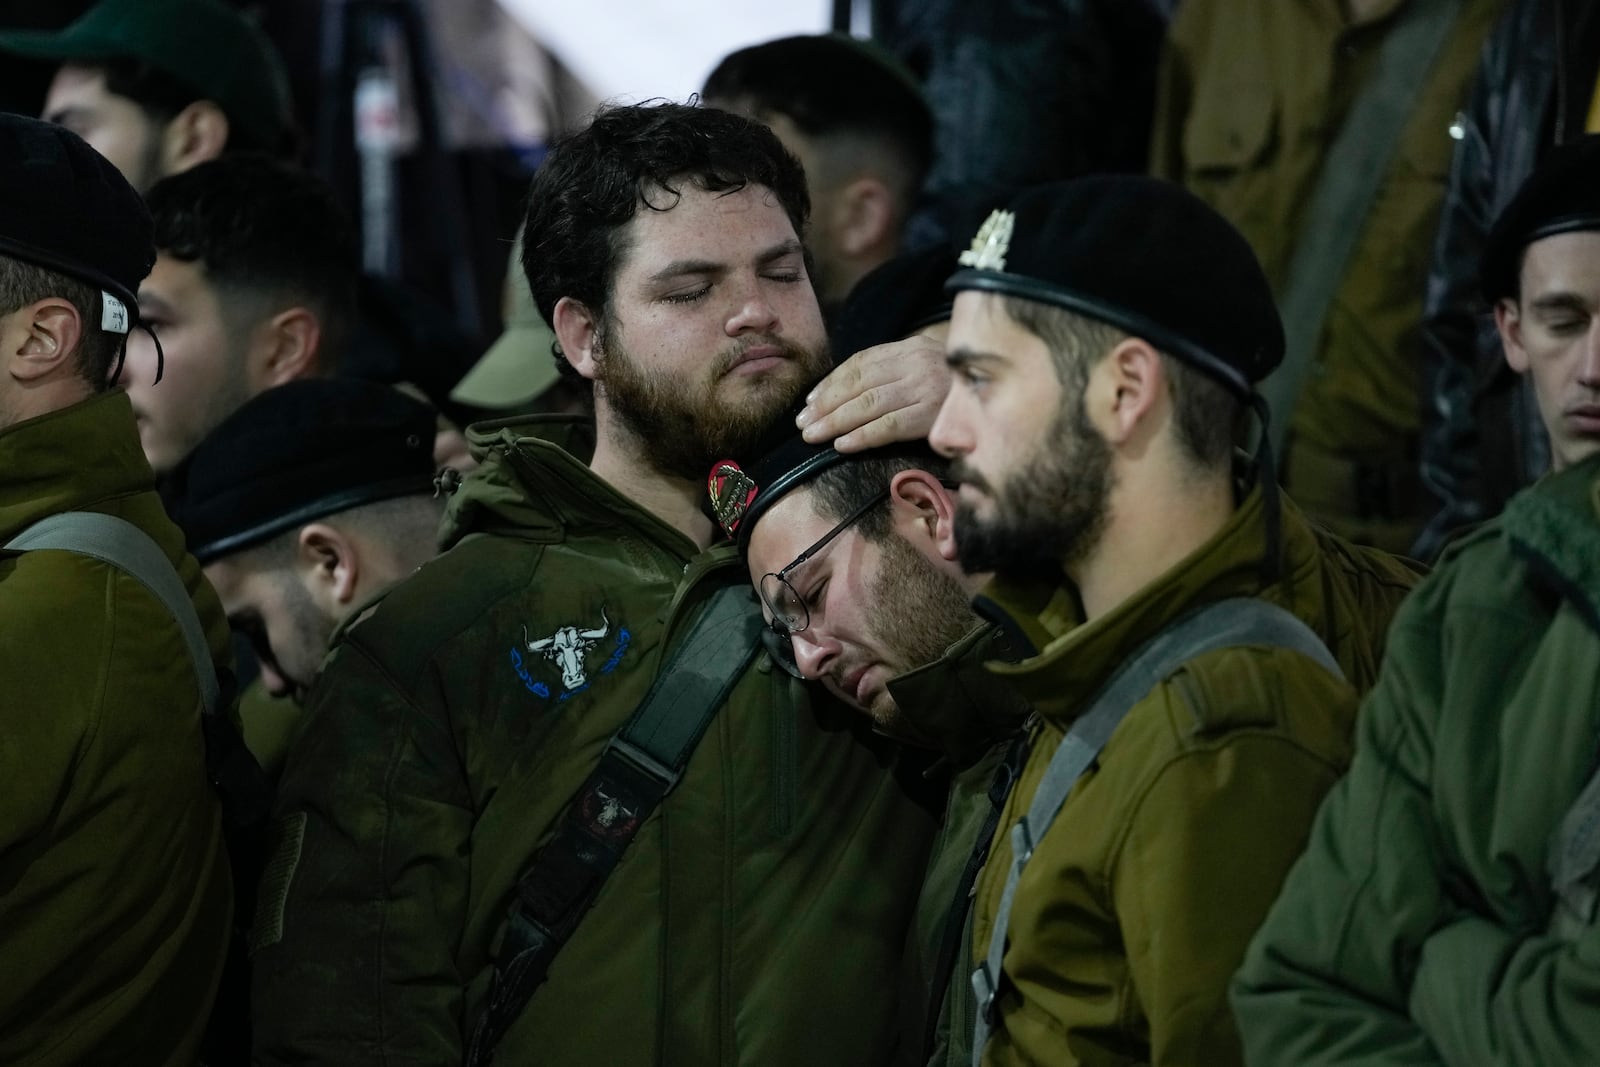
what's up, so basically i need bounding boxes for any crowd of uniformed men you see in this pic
[3,0,1600,1064]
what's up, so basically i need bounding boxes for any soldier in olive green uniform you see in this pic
[251,102,936,1066]
[1151,0,1506,551]
[928,177,1421,1067]
[0,116,233,1065]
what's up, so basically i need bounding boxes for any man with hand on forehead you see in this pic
[251,101,934,1067]
[712,244,1030,1067]
[927,177,1420,1066]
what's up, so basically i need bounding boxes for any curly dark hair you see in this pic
[145,155,358,367]
[520,101,811,376]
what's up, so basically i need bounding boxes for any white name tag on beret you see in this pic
[101,291,129,335]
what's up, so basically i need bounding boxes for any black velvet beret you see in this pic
[166,379,438,563]
[946,177,1284,396]
[0,113,153,316]
[830,243,958,359]
[1481,134,1600,303]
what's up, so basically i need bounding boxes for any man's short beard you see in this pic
[864,532,977,732]
[952,395,1115,582]
[595,323,831,482]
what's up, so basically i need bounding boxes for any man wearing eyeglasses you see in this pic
[926,177,1422,1067]
[705,245,1030,1067]
[711,430,1029,1067]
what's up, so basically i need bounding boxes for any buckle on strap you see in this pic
[605,735,681,791]
[971,962,998,1023]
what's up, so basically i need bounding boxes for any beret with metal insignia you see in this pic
[1480,133,1600,304]
[946,176,1285,396]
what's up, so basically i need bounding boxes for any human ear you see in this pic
[160,100,229,174]
[888,468,961,561]
[552,297,602,381]
[1496,299,1529,374]
[297,522,360,611]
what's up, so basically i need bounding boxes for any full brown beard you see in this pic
[596,329,832,482]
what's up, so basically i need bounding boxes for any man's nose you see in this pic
[789,630,838,681]
[725,279,781,336]
[928,386,972,458]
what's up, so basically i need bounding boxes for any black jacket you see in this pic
[874,0,1174,250]
[1415,0,1600,559]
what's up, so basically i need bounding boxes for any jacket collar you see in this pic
[1500,453,1600,628]
[0,391,153,543]
[443,414,700,565]
[884,622,1032,766]
[975,485,1326,726]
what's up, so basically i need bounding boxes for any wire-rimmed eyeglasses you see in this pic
[758,486,891,637]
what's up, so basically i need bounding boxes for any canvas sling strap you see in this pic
[969,597,1345,1065]
[3,510,272,833]
[1547,743,1600,940]
[1258,0,1464,455]
[464,581,766,1066]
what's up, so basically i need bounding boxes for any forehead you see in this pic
[745,489,837,573]
[1520,230,1600,296]
[141,253,218,306]
[948,290,1046,356]
[44,63,113,108]
[613,181,800,281]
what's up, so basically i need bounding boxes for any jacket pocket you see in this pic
[1180,84,1279,238]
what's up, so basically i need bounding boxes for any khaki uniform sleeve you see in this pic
[252,636,473,1066]
[1231,617,1449,1065]
[1111,722,1350,1065]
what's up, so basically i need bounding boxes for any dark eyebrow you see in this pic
[137,293,175,318]
[755,239,805,267]
[44,105,90,127]
[945,345,1007,369]
[648,239,805,285]
[1529,292,1592,316]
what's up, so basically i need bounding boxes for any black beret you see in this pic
[1481,134,1600,304]
[831,243,958,359]
[707,427,940,555]
[166,379,438,563]
[0,113,153,319]
[946,177,1284,396]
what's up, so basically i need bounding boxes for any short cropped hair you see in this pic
[702,34,933,196]
[0,255,123,388]
[807,448,951,542]
[95,57,294,158]
[521,101,810,379]
[1000,296,1242,468]
[145,155,358,366]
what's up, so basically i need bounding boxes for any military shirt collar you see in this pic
[884,622,1032,765]
[0,391,153,543]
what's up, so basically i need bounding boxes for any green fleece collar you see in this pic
[0,391,152,542]
[442,414,699,563]
[977,486,1324,725]
[1501,455,1600,626]
[884,622,1032,764]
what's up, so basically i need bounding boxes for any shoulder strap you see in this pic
[1258,0,1464,453]
[969,597,1344,1064]
[6,511,220,715]
[465,580,766,1066]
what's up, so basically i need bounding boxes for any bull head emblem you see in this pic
[524,610,610,691]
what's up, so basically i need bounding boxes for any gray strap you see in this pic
[1548,754,1600,938]
[1258,0,1464,453]
[5,511,221,716]
[970,597,1344,1063]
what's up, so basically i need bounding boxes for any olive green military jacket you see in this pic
[887,624,1032,1067]
[0,392,234,1066]
[969,489,1420,1067]
[251,419,937,1066]
[1151,0,1503,545]
[1234,455,1600,1064]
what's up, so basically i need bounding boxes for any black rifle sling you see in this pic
[465,581,765,1065]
